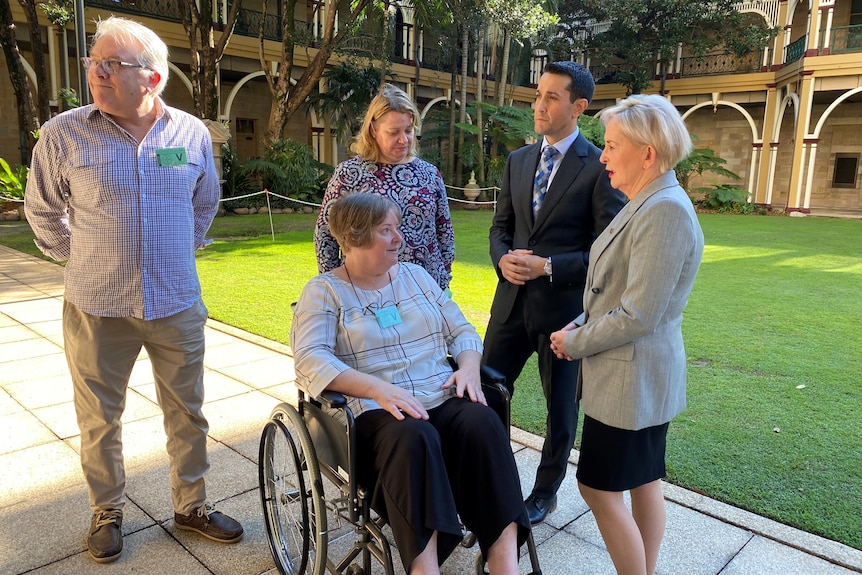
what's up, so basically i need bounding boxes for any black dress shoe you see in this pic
[524,493,557,524]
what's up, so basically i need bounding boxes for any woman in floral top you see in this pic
[314,84,455,291]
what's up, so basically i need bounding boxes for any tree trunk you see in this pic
[17,0,49,122]
[476,26,485,184]
[264,0,372,143]
[446,51,457,183]
[182,0,241,120]
[496,29,511,107]
[455,25,468,187]
[57,25,69,111]
[0,0,39,164]
[413,23,421,97]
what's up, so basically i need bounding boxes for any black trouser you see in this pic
[356,399,530,571]
[483,292,580,500]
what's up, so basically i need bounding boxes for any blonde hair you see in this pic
[91,16,169,97]
[353,84,420,162]
[328,193,402,253]
[601,94,692,173]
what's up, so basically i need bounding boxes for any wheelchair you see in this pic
[258,364,543,575]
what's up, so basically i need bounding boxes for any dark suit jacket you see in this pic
[489,132,626,334]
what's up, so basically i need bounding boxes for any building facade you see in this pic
[2,0,861,214]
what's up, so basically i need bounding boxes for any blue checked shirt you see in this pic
[25,102,220,320]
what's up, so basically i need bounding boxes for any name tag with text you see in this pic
[156,147,188,167]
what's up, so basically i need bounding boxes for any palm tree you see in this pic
[308,60,387,148]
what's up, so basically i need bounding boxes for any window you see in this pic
[832,154,859,188]
[851,0,862,25]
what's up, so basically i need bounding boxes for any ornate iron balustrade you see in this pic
[830,25,862,54]
[234,9,283,42]
[785,34,806,64]
[86,0,184,23]
[680,51,762,76]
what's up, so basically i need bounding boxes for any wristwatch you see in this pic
[543,257,553,277]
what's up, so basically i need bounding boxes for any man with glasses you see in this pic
[25,16,243,564]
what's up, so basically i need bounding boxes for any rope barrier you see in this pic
[220,187,500,212]
[219,188,501,242]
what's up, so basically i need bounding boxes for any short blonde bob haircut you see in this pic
[352,84,420,163]
[600,94,692,174]
[328,193,402,253]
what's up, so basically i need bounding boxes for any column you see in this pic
[787,71,815,212]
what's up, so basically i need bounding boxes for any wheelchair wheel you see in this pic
[259,403,328,575]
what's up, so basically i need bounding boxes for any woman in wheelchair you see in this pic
[291,193,531,574]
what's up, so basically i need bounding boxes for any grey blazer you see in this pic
[562,171,705,430]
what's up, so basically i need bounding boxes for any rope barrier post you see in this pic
[264,189,275,242]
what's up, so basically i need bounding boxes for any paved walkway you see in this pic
[2,243,861,575]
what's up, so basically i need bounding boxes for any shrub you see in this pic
[0,158,28,200]
[221,142,255,201]
[697,183,754,213]
[223,139,333,211]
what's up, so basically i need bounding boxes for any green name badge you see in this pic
[156,147,188,167]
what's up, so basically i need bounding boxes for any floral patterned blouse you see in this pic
[314,156,455,290]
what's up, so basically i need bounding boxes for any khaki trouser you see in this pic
[63,300,210,515]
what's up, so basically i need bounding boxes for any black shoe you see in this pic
[524,493,557,524]
[175,502,244,543]
[88,509,123,563]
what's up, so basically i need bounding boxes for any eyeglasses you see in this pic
[81,57,146,75]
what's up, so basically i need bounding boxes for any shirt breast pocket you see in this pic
[66,151,120,205]
[151,150,206,205]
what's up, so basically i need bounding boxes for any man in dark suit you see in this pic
[483,61,626,524]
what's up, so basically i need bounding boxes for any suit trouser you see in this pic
[63,299,210,515]
[483,291,580,500]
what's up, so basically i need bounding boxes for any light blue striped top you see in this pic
[291,263,483,417]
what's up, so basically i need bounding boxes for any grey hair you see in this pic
[601,94,693,173]
[91,16,169,97]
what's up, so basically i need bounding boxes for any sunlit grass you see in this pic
[3,210,860,549]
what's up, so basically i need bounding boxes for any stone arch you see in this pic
[168,63,193,98]
[682,99,762,195]
[774,91,799,142]
[734,0,780,28]
[812,86,862,138]
[418,96,473,137]
[222,71,319,125]
[682,99,760,143]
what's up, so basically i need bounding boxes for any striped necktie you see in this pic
[532,145,558,218]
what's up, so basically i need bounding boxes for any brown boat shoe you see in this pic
[174,502,243,543]
[87,509,123,563]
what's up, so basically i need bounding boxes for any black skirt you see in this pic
[576,415,669,492]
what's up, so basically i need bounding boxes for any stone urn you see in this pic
[463,172,480,209]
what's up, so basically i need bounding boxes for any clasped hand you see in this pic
[499,249,545,285]
[549,320,579,361]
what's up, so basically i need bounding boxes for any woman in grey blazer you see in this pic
[550,94,704,575]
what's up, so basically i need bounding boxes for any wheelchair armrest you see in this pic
[318,390,348,409]
[448,356,505,384]
[316,363,507,407]
[480,364,505,386]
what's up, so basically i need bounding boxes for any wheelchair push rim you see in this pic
[259,403,328,575]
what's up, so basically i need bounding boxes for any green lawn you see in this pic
[3,210,860,550]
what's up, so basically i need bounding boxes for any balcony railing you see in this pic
[87,0,183,22]
[785,34,807,64]
[680,51,762,76]
[830,24,862,54]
